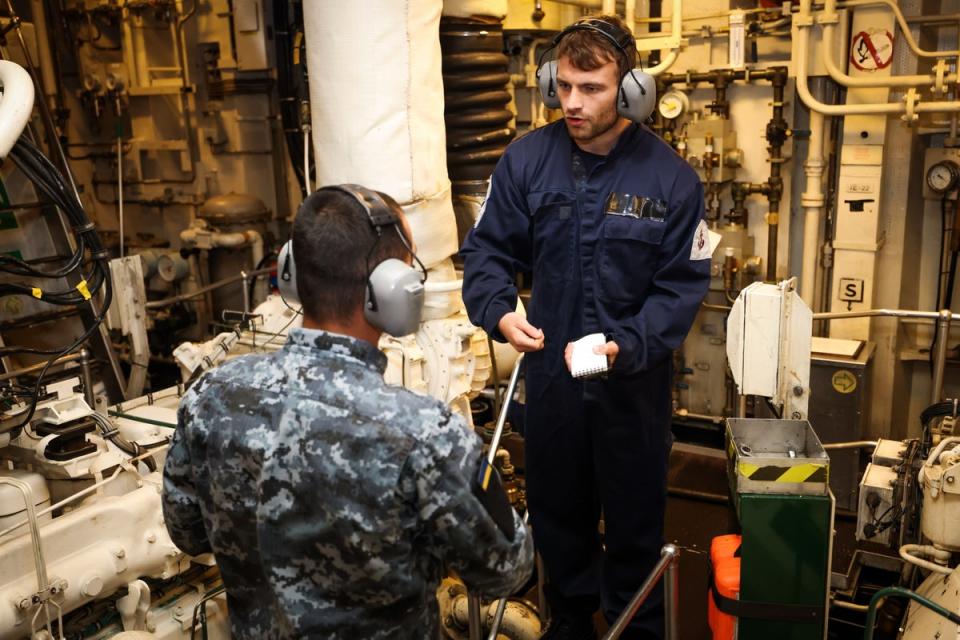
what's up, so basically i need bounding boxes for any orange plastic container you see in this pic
[708,535,742,640]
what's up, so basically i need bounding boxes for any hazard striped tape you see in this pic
[737,462,828,484]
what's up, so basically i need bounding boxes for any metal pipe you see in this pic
[0,60,34,159]
[646,50,679,76]
[117,136,124,258]
[2,0,78,197]
[932,309,952,404]
[812,308,960,321]
[664,548,679,640]
[822,18,960,89]
[303,123,312,193]
[241,270,250,314]
[765,74,786,282]
[0,351,83,382]
[29,0,58,115]
[839,0,960,57]
[487,354,524,467]
[863,586,960,639]
[795,26,960,115]
[832,598,870,612]
[905,13,960,24]
[898,544,953,575]
[603,544,679,639]
[468,593,483,640]
[79,348,94,407]
[822,440,878,450]
[486,510,531,640]
[667,486,729,504]
[0,476,55,636]
[487,598,509,640]
[801,107,826,305]
[145,267,272,309]
[487,337,502,423]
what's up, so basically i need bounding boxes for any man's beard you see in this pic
[565,106,619,143]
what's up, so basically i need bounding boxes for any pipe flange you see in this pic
[935,59,948,96]
[901,89,919,123]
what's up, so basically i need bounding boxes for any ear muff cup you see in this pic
[364,258,425,337]
[618,70,657,123]
[537,60,561,110]
[537,60,657,124]
[277,240,299,305]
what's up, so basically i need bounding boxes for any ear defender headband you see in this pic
[277,184,427,337]
[535,17,657,124]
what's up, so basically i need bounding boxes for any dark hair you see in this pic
[291,188,408,324]
[556,15,637,80]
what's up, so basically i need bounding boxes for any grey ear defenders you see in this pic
[277,184,426,337]
[536,18,656,124]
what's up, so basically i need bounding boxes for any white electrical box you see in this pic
[856,462,899,546]
[872,439,907,467]
[726,280,812,419]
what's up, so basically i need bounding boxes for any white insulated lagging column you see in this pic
[303,0,457,270]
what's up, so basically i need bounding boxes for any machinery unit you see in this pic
[726,418,832,639]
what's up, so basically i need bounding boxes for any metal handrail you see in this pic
[603,545,681,640]
[812,307,956,405]
[469,354,525,640]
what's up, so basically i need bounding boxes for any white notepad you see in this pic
[571,333,609,379]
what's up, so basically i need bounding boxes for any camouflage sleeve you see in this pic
[161,395,211,557]
[407,407,534,597]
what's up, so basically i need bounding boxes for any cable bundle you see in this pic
[0,137,113,430]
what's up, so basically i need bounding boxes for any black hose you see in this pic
[0,136,113,431]
[440,17,516,196]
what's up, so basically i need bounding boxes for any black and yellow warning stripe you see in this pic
[737,462,828,484]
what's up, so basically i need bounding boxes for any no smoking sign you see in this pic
[851,29,894,71]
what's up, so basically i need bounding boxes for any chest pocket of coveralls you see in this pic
[599,215,666,302]
[531,197,577,282]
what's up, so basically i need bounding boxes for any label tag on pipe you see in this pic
[76,280,92,300]
[31,287,41,299]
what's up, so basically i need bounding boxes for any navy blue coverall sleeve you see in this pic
[604,182,711,376]
[461,154,531,342]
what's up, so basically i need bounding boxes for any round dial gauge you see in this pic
[927,160,960,194]
[658,90,689,120]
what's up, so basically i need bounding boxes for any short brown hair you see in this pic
[556,15,637,80]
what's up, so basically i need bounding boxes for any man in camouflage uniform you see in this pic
[162,186,534,638]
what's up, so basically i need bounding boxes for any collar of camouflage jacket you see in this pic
[283,328,388,374]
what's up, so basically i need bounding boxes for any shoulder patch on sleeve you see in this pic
[474,177,494,228]
[689,219,713,261]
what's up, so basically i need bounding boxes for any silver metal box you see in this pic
[726,418,830,497]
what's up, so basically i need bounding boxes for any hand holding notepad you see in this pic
[569,333,610,379]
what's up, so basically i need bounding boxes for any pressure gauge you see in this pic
[658,90,689,120]
[927,160,960,194]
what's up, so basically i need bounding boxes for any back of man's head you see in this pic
[292,188,408,325]
[556,15,637,80]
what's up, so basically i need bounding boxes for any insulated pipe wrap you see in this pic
[303,0,458,268]
[0,61,35,159]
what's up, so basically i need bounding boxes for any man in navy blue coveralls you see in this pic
[461,15,710,639]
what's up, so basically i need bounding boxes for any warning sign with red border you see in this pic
[850,29,894,71]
